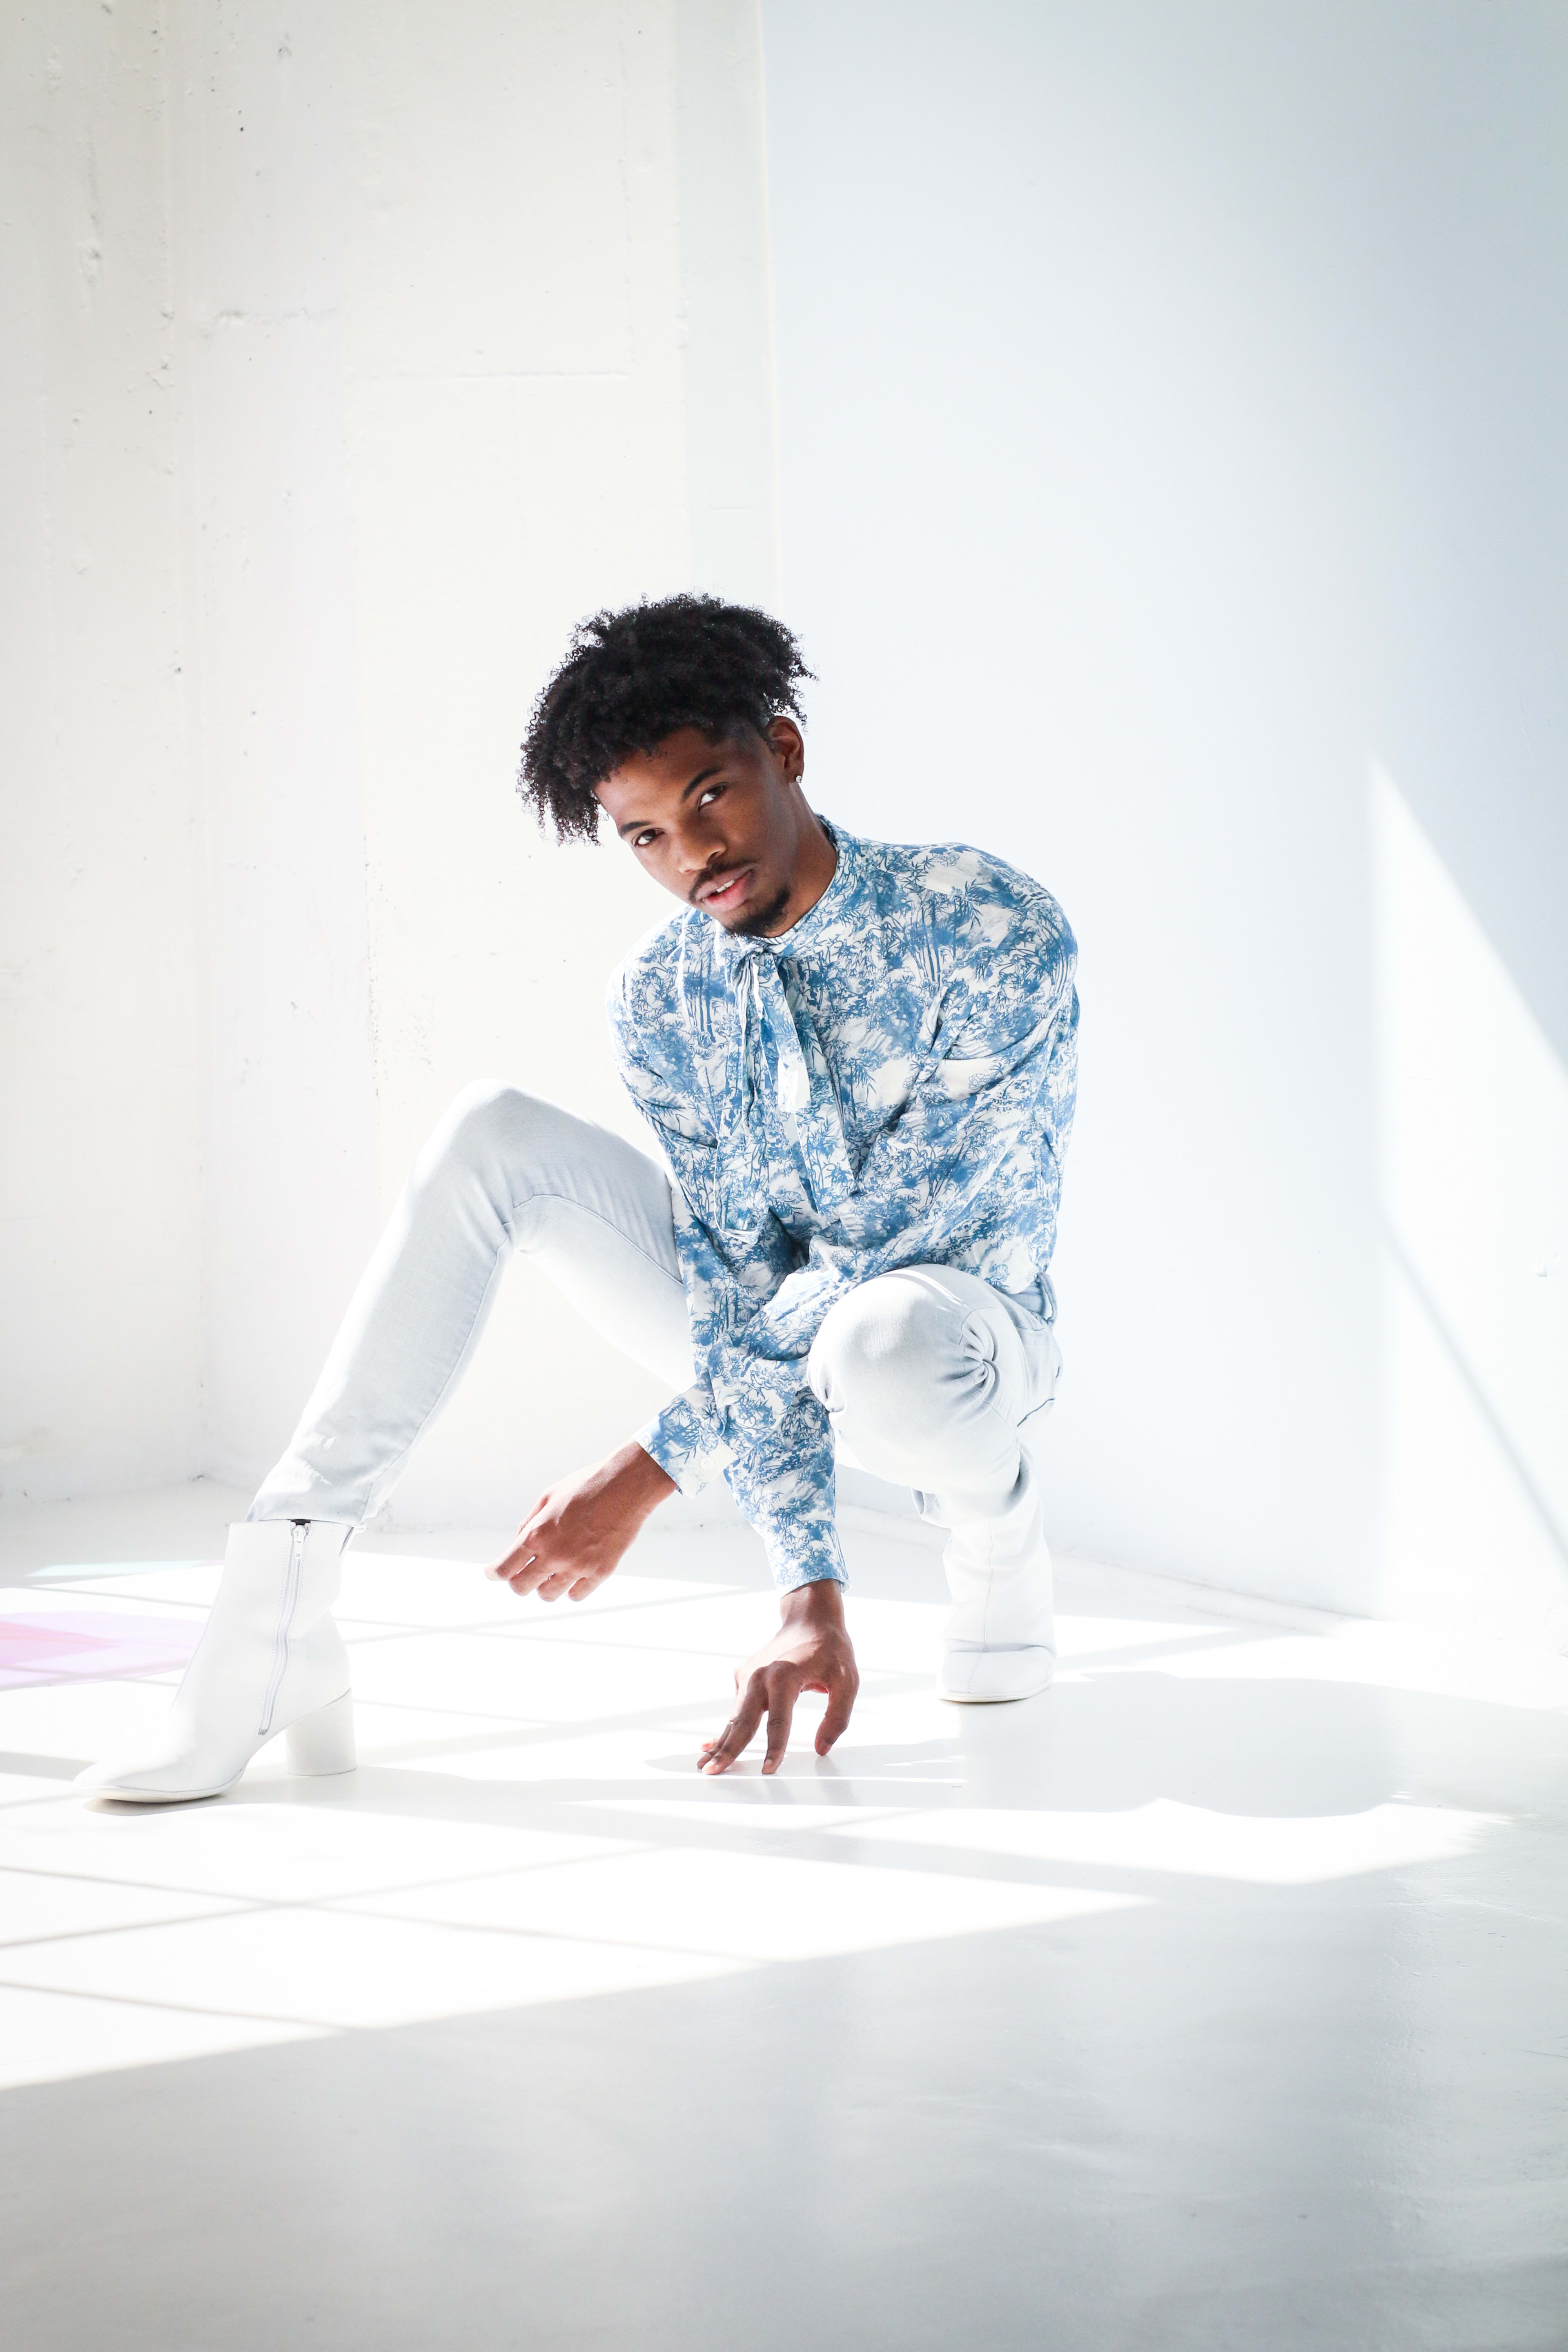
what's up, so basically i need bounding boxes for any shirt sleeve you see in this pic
[607,953,849,1592]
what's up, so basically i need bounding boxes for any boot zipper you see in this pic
[258,1523,307,1736]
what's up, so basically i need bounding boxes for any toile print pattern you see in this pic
[607,821,1079,1589]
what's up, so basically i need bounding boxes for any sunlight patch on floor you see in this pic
[1,1499,1562,2094]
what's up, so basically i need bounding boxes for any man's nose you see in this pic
[675,817,728,876]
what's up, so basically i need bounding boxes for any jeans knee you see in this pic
[421,1081,555,1191]
[810,1274,956,1434]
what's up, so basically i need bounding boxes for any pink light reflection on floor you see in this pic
[0,1610,202,1688]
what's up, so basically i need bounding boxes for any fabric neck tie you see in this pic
[729,942,855,1221]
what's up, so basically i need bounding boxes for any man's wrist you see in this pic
[612,1439,677,1517]
[780,1577,845,1627]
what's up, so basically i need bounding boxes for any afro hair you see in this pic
[518,594,813,844]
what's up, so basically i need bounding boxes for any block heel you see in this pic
[285,1690,356,1776]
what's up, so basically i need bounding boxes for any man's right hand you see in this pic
[487,1440,675,1604]
[699,1577,859,1775]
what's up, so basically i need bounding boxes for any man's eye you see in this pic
[635,831,657,849]
[697,785,723,808]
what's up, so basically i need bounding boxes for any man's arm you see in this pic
[681,882,1075,1768]
[486,983,856,1762]
[605,950,851,1598]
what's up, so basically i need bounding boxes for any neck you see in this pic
[751,802,837,938]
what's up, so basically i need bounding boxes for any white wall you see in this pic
[760,0,1568,1637]
[168,2,380,1508]
[5,2,778,1528]
[2,3,203,1502]
[331,0,778,1527]
[11,2,1562,1641]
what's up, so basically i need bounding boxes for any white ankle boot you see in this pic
[931,1464,1056,1704]
[77,1519,357,1802]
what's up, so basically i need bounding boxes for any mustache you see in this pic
[690,860,751,904]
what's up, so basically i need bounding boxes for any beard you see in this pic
[724,878,794,938]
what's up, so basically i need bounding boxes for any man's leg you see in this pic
[253,1080,693,1525]
[80,1083,691,1801]
[808,1265,1060,1702]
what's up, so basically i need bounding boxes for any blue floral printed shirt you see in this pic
[607,821,1078,1590]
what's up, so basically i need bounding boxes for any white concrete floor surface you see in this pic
[1,1483,1566,2351]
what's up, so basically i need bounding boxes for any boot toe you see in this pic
[75,1753,237,1804]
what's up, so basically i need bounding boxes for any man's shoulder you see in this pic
[859,834,1066,940]
[864,837,1076,993]
[606,906,711,1033]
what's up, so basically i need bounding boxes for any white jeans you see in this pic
[252,1085,1060,1626]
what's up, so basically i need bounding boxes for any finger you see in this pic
[535,1558,604,1603]
[483,1546,525,1584]
[701,1668,751,1752]
[762,1678,798,1775]
[487,1503,547,1577]
[484,1544,530,1586]
[815,1670,859,1757]
[700,1682,768,1775]
[500,1549,551,1597]
[699,1714,755,1775]
[703,1657,758,1748]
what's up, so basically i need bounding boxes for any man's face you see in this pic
[595,719,812,937]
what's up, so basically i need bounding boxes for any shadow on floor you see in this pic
[3,1880,1564,2352]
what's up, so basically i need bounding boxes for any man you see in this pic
[82,597,1078,1802]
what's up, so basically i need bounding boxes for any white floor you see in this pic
[2,1484,1566,2351]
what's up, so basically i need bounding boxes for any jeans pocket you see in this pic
[1018,1327,1062,1434]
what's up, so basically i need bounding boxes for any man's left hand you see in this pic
[700,1578,859,1775]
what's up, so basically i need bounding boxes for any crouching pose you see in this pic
[81,597,1078,1802]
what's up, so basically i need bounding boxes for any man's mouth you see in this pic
[696,866,753,912]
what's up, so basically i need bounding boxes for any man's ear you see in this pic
[766,715,804,784]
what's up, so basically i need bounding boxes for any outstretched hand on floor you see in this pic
[487,1440,675,1604]
[700,1578,859,1776]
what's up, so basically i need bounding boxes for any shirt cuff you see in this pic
[764,1517,849,1592]
[637,1384,735,1497]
